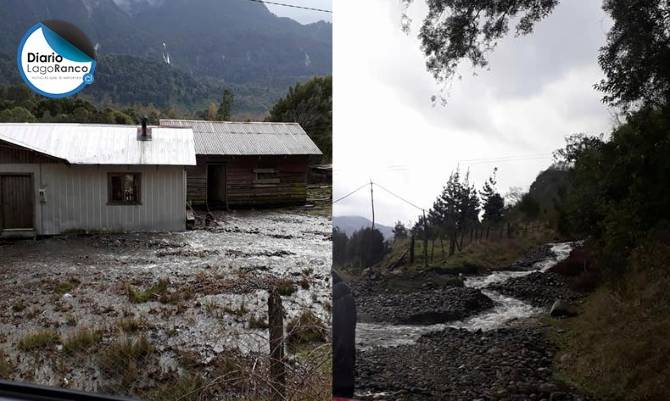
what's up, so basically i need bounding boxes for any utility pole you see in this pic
[370,180,375,230]
[422,209,428,268]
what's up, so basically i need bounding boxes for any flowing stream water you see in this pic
[356,242,575,350]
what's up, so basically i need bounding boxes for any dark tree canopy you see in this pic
[595,0,670,108]
[404,0,557,86]
[332,227,389,268]
[392,221,409,240]
[406,0,670,108]
[267,76,332,161]
[481,168,505,225]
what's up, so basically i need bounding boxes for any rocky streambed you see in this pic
[354,242,595,401]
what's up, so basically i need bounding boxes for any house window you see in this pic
[254,168,280,184]
[108,173,141,204]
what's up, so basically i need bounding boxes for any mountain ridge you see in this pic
[0,0,331,113]
[333,215,394,240]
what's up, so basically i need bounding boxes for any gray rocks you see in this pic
[356,327,596,401]
[356,287,495,325]
[488,272,584,307]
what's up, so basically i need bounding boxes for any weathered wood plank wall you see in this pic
[187,155,309,207]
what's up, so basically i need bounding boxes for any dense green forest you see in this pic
[1,52,291,115]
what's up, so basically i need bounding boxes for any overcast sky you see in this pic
[265,0,332,24]
[333,0,616,227]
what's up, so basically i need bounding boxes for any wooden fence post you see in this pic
[268,289,286,401]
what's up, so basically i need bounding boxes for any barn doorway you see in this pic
[207,164,227,208]
[0,174,34,231]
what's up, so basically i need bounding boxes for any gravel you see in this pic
[356,326,597,401]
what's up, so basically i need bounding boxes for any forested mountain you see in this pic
[0,0,331,113]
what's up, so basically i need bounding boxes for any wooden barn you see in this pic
[0,123,195,237]
[159,119,322,208]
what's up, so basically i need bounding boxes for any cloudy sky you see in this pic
[265,0,332,24]
[333,0,616,227]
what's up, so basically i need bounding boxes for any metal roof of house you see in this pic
[0,123,196,165]
[159,119,322,156]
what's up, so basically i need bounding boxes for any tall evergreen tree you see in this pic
[217,89,234,120]
[480,168,505,237]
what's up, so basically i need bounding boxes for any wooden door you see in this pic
[0,174,34,230]
[207,165,227,206]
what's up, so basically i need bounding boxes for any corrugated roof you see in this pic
[159,119,322,156]
[0,123,196,165]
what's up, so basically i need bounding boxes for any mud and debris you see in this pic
[0,209,331,398]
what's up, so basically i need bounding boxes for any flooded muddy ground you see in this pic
[0,208,332,400]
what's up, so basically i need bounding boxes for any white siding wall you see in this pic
[0,163,187,235]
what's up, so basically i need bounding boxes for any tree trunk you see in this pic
[409,235,415,264]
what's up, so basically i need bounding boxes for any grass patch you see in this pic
[127,278,169,303]
[146,374,206,401]
[99,336,154,387]
[276,279,297,296]
[63,327,102,354]
[117,318,144,333]
[18,329,60,352]
[376,224,557,272]
[54,278,81,295]
[549,240,670,401]
[286,310,328,352]
[65,314,77,326]
[203,298,250,319]
[222,301,248,317]
[0,350,12,379]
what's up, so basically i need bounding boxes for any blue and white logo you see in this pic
[17,21,96,98]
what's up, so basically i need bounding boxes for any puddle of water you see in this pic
[356,242,576,349]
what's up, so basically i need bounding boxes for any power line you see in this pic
[334,181,427,212]
[333,183,369,204]
[372,182,427,211]
[457,153,552,163]
[464,156,552,166]
[244,0,332,13]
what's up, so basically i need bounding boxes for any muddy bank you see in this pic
[356,287,494,325]
[356,326,595,401]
